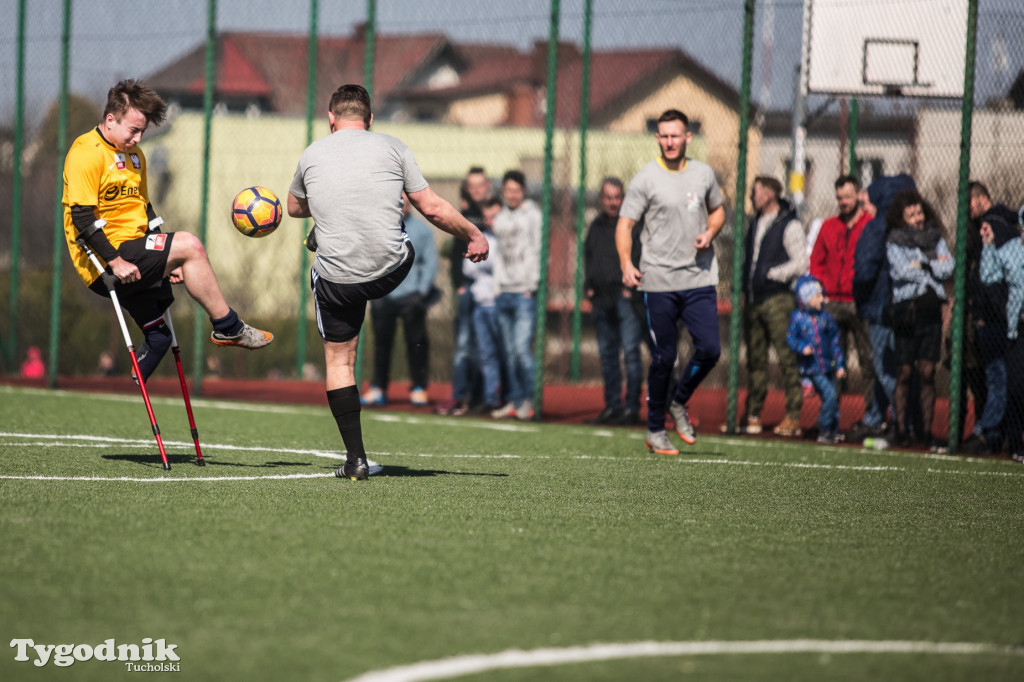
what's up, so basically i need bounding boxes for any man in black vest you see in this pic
[740,176,807,437]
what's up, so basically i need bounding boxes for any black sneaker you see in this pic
[1011,452,1024,464]
[960,434,992,455]
[586,407,622,425]
[616,409,642,427]
[846,421,882,444]
[336,458,369,481]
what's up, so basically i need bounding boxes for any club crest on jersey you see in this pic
[114,153,126,170]
[146,233,167,251]
[129,153,141,169]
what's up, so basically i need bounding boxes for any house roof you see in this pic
[398,42,747,128]
[146,30,453,115]
[145,29,745,126]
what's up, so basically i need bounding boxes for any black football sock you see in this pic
[327,386,366,463]
[136,319,173,381]
[210,308,243,336]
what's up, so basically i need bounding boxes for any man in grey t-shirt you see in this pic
[287,84,488,481]
[615,108,726,455]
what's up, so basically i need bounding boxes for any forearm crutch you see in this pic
[162,310,204,466]
[78,240,171,470]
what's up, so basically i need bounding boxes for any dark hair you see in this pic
[886,189,942,230]
[753,175,783,200]
[834,174,861,191]
[329,84,372,125]
[467,166,487,177]
[459,179,473,206]
[968,181,990,200]
[502,170,526,188]
[104,79,166,126]
[600,177,624,193]
[657,109,690,129]
[482,197,503,210]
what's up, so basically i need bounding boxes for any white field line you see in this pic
[6,386,1011,457]
[2,432,1022,481]
[0,473,338,482]
[0,432,346,460]
[0,385,325,416]
[343,639,1024,682]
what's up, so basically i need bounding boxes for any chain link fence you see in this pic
[2,0,1023,448]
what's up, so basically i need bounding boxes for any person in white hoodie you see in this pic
[463,197,505,412]
[491,170,542,420]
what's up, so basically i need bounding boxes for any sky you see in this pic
[1,0,1022,129]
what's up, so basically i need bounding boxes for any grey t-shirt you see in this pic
[289,129,429,283]
[620,158,723,292]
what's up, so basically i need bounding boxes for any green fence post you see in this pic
[532,0,560,418]
[191,0,217,395]
[947,0,979,454]
[569,0,593,384]
[296,0,319,379]
[353,0,376,390]
[47,0,72,388]
[725,0,756,434]
[6,0,27,369]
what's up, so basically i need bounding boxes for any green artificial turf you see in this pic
[1,385,1022,681]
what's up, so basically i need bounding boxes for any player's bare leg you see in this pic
[325,336,369,480]
[165,232,272,349]
[164,232,229,318]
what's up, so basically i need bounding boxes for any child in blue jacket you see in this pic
[788,275,847,443]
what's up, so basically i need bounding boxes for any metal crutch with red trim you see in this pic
[78,239,173,469]
[162,309,204,466]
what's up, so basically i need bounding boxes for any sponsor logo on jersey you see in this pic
[114,153,126,170]
[146,234,167,251]
[103,184,140,202]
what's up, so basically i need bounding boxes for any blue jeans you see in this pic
[451,290,477,402]
[496,292,536,405]
[809,373,839,434]
[866,323,896,427]
[975,323,1007,438]
[472,304,502,407]
[592,295,643,413]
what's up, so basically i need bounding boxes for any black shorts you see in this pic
[88,232,175,328]
[312,243,415,343]
[894,318,943,365]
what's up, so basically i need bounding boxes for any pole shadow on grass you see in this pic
[102,454,311,469]
[322,464,507,478]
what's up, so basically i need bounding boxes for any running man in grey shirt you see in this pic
[615,108,726,455]
[287,84,488,480]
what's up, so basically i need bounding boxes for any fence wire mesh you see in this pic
[2,0,1023,448]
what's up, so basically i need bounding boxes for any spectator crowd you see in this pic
[353,111,1023,462]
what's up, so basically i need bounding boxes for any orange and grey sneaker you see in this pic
[668,400,697,445]
[211,322,273,349]
[645,430,679,456]
[773,416,803,437]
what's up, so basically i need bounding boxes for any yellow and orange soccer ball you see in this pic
[231,186,282,238]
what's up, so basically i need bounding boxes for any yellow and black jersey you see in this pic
[62,127,150,285]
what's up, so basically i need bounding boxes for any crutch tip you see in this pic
[196,458,206,467]
[162,462,172,471]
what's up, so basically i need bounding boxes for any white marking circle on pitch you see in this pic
[342,639,1022,682]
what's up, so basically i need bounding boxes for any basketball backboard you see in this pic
[806,0,968,98]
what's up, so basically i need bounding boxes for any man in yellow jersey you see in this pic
[63,80,272,381]
[615,109,725,455]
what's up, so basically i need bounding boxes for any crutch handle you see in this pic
[75,237,119,293]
